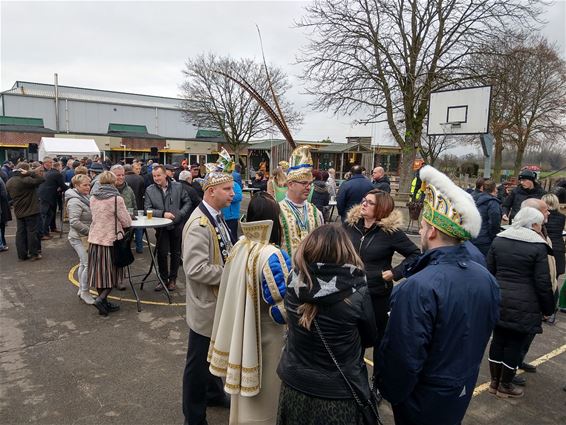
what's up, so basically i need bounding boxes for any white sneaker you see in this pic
[79,291,95,305]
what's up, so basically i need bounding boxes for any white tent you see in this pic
[38,137,101,160]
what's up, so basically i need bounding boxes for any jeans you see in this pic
[69,238,89,292]
[15,214,40,259]
[39,200,55,237]
[182,329,225,425]
[134,228,144,252]
[371,293,390,378]
[0,222,6,246]
[489,326,531,370]
[155,225,182,282]
[0,225,4,249]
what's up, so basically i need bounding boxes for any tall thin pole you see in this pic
[54,73,60,132]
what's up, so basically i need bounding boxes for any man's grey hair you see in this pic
[110,164,124,173]
[521,198,544,210]
[512,207,544,230]
[124,164,133,172]
[179,170,192,182]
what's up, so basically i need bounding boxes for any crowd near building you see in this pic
[1,80,565,425]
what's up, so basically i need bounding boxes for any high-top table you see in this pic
[129,216,172,312]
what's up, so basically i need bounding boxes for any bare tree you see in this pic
[297,0,542,190]
[180,54,302,161]
[471,34,566,177]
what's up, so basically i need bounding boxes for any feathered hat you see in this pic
[202,148,235,191]
[286,145,313,183]
[419,165,481,240]
[278,161,289,171]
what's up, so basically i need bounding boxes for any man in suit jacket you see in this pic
[182,161,236,425]
[37,157,67,239]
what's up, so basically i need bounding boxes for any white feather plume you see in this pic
[419,165,482,238]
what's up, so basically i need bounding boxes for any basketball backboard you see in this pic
[427,86,492,136]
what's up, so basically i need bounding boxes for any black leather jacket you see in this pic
[277,265,376,399]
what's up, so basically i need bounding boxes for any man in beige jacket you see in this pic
[182,151,237,425]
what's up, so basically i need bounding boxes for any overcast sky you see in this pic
[1,0,565,151]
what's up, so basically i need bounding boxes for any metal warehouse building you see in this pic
[0,80,226,164]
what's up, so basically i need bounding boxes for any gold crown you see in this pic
[286,146,313,182]
[203,148,234,190]
[422,183,470,240]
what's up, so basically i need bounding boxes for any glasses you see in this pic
[361,197,377,206]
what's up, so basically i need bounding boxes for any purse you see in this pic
[314,319,382,425]
[113,196,134,268]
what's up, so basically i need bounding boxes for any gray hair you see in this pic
[512,207,544,230]
[110,164,124,173]
[179,170,192,182]
[124,164,133,172]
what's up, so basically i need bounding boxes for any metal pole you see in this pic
[54,73,60,132]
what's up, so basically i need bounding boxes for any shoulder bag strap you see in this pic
[313,318,366,408]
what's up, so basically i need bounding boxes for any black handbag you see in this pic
[314,319,382,425]
[113,196,134,268]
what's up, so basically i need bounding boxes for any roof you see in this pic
[1,81,189,110]
[317,142,361,153]
[0,125,55,134]
[0,116,45,127]
[247,139,330,150]
[108,123,148,134]
[38,137,100,160]
[196,129,223,138]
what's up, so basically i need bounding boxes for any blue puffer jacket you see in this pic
[471,192,502,250]
[221,181,243,221]
[377,245,500,425]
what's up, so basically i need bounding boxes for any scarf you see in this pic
[72,189,91,208]
[92,184,119,200]
[288,263,367,306]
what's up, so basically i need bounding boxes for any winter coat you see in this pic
[37,169,67,206]
[144,181,191,229]
[471,192,502,252]
[116,182,136,210]
[377,245,500,425]
[326,178,337,198]
[88,193,132,246]
[125,171,146,210]
[277,263,376,399]
[0,178,12,224]
[546,209,565,276]
[221,181,243,221]
[336,174,374,221]
[310,180,330,212]
[65,188,91,240]
[179,181,201,223]
[471,189,482,201]
[373,175,391,193]
[250,178,267,192]
[487,227,555,335]
[502,184,546,221]
[6,171,45,219]
[344,205,420,297]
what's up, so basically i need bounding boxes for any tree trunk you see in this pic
[513,144,526,176]
[398,145,417,193]
[492,133,504,182]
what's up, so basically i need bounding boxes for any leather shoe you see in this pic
[519,362,536,373]
[207,395,230,409]
[512,375,526,386]
[41,235,52,241]
[103,300,120,313]
[167,279,176,291]
[154,283,165,292]
[93,299,109,316]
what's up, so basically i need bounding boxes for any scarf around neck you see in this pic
[92,184,120,200]
[288,263,366,306]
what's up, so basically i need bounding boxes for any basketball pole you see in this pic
[480,133,494,179]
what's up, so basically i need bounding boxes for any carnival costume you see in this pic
[208,219,291,425]
[377,166,499,425]
[279,146,322,259]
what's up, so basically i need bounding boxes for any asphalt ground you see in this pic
[1,202,565,425]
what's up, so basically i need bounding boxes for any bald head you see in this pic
[521,198,549,223]
[372,167,385,180]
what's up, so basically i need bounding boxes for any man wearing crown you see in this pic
[376,166,500,425]
[278,146,323,260]
[181,149,238,425]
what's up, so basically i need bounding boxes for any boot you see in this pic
[488,361,502,395]
[497,366,524,398]
[102,299,120,313]
[79,290,95,305]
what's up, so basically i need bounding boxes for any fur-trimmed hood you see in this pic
[345,204,404,234]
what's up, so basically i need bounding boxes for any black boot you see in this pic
[488,361,502,395]
[93,298,109,316]
[497,366,524,398]
[102,299,120,313]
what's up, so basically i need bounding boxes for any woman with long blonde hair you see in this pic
[267,166,288,202]
[276,224,376,425]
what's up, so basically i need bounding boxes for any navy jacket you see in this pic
[377,245,500,425]
[336,174,374,221]
[471,192,502,251]
[37,169,67,206]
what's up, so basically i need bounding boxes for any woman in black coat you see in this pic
[486,207,555,399]
[310,170,330,220]
[543,193,566,277]
[343,188,420,376]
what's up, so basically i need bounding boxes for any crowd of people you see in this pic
[1,148,565,425]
